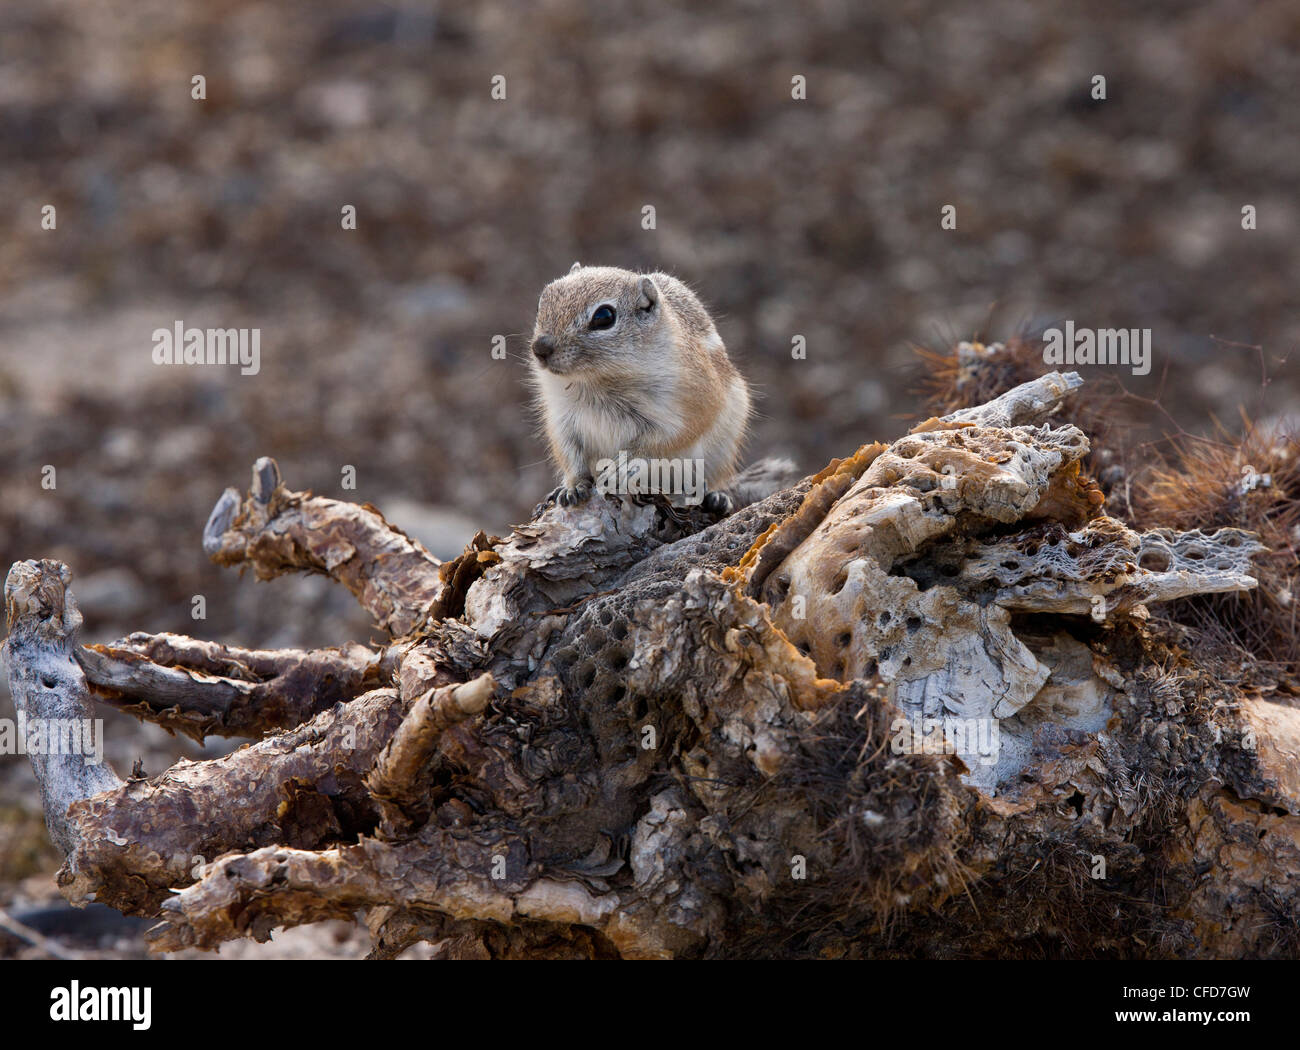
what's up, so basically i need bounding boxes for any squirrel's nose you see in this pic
[532,336,556,362]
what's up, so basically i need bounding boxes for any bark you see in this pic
[4,371,1298,959]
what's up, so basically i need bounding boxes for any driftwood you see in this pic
[4,371,1298,959]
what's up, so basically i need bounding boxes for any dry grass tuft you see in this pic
[1133,418,1299,673]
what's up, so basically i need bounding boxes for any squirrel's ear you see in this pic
[569,261,582,274]
[637,276,659,311]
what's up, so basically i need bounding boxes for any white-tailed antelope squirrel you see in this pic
[529,263,752,514]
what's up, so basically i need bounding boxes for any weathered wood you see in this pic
[2,561,122,857]
[78,633,397,740]
[204,457,446,637]
[4,372,1297,959]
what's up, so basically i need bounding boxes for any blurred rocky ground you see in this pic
[1,0,1297,956]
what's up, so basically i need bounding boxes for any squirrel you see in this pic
[529,263,752,514]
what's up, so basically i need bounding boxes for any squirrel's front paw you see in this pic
[548,477,594,507]
[702,490,735,516]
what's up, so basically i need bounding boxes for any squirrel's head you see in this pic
[530,263,665,378]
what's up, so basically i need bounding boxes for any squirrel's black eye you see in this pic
[589,305,616,330]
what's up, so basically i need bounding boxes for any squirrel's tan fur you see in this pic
[529,264,751,510]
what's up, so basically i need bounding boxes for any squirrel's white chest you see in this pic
[541,374,679,458]
[560,395,646,456]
